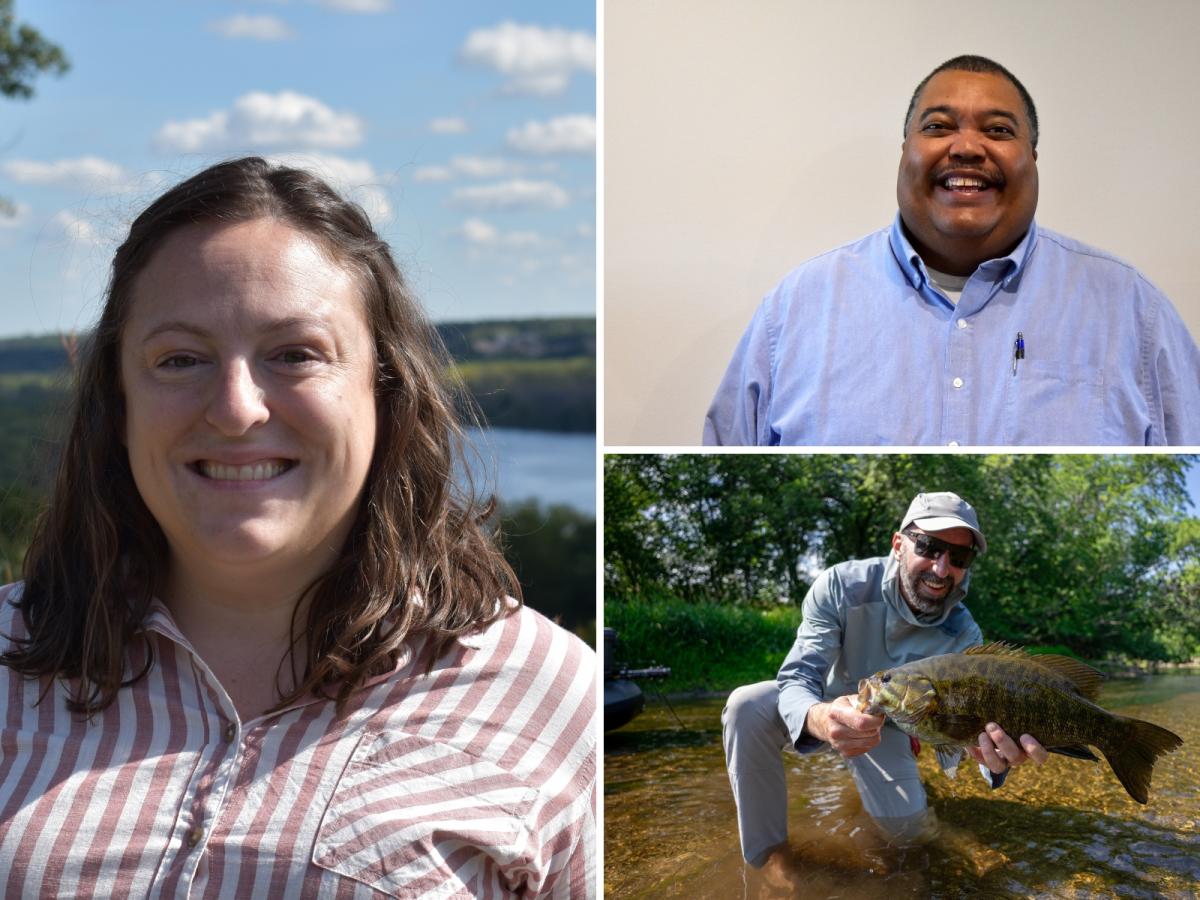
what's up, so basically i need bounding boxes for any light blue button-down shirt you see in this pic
[703,214,1200,445]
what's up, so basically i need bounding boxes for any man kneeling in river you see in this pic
[722,492,1049,880]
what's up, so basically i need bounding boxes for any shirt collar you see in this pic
[137,597,412,716]
[887,211,1038,292]
[136,594,495,676]
[140,597,189,646]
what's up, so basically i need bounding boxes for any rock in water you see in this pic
[856,643,1183,803]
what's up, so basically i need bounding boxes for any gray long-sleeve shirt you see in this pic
[777,553,983,753]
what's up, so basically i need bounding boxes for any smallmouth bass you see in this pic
[856,643,1183,803]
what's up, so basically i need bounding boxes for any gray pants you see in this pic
[721,680,934,866]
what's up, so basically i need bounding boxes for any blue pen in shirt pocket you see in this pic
[1012,331,1025,375]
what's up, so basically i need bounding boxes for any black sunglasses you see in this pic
[903,529,978,569]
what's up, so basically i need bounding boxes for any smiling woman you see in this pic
[0,157,595,898]
[121,218,379,617]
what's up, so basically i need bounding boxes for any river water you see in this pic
[603,672,1200,898]
[464,427,595,514]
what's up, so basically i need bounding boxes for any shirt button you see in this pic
[223,723,237,742]
[952,377,964,389]
[186,826,204,848]
[956,319,967,329]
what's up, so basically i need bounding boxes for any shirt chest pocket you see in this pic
[312,729,540,898]
[1003,359,1111,444]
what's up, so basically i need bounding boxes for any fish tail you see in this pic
[1099,716,1183,804]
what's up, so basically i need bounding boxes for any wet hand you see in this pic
[809,695,885,758]
[968,722,1049,774]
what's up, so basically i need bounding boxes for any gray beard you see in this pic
[898,547,956,616]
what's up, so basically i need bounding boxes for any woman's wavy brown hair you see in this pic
[2,156,521,716]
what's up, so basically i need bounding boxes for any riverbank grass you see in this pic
[605,593,802,694]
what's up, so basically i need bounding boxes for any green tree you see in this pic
[0,482,39,583]
[603,455,670,596]
[0,0,67,99]
[1157,516,1200,660]
[604,453,1200,662]
[2,0,70,217]
[501,500,595,640]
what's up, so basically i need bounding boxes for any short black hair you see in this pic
[904,55,1039,150]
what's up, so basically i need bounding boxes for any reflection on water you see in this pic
[463,427,595,513]
[603,673,1200,899]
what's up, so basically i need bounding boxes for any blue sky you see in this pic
[0,0,595,338]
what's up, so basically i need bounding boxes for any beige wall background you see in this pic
[604,0,1200,445]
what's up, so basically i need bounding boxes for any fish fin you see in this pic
[1100,716,1184,804]
[964,642,1105,701]
[964,641,1026,658]
[1047,744,1099,762]
[1024,656,1105,701]
[935,745,963,779]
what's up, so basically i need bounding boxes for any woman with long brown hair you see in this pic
[0,157,595,897]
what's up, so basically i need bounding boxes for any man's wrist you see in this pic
[802,702,827,742]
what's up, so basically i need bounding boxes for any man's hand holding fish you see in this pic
[804,694,885,758]
[969,721,1050,774]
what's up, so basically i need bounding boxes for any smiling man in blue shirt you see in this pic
[703,55,1200,446]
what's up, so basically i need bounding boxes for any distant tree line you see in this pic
[0,336,73,372]
[605,454,1200,663]
[0,324,595,435]
[0,318,595,371]
[456,357,593,433]
[438,318,594,362]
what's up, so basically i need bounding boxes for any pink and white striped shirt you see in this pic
[0,584,596,898]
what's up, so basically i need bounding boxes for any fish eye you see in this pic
[881,674,892,683]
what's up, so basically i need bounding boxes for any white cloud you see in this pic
[504,230,541,248]
[155,91,365,153]
[459,218,497,243]
[506,115,595,155]
[208,14,295,41]
[450,155,522,178]
[450,179,569,211]
[428,116,468,135]
[460,22,595,96]
[1,156,129,192]
[413,165,453,184]
[267,152,393,223]
[455,217,541,248]
[51,210,102,246]
[318,0,392,12]
[413,156,524,184]
[412,165,453,184]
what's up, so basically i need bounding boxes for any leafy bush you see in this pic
[605,591,801,693]
[502,500,595,644]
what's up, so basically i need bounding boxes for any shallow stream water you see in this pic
[603,672,1200,898]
